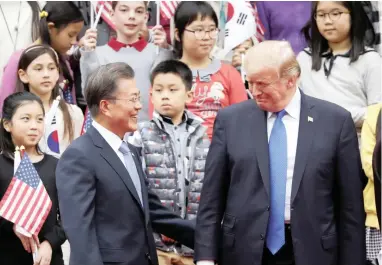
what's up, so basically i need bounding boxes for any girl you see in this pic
[297,1,381,139]
[173,1,248,139]
[0,1,84,111]
[0,92,66,265]
[361,103,382,263]
[16,44,84,158]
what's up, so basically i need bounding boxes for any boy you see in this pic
[80,1,172,121]
[129,60,210,265]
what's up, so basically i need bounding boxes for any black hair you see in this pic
[0,92,45,159]
[85,62,135,117]
[150,60,193,91]
[302,1,375,71]
[16,44,74,142]
[28,1,41,41]
[40,1,84,96]
[173,1,218,58]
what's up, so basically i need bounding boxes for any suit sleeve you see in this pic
[194,111,230,263]
[56,146,103,265]
[336,113,366,265]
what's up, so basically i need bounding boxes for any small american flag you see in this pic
[81,107,93,135]
[0,153,52,236]
[95,1,116,30]
[160,1,179,20]
[246,2,265,43]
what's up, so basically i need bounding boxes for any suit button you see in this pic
[260,234,265,240]
[267,206,270,211]
[291,207,295,211]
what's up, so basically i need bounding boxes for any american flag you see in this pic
[81,107,93,135]
[159,1,179,20]
[95,1,116,30]
[0,153,52,236]
[246,2,265,43]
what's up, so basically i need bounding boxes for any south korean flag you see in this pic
[222,0,256,57]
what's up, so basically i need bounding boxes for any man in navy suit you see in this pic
[56,63,194,265]
[195,41,365,265]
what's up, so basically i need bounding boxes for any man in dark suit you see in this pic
[194,41,366,265]
[56,63,194,265]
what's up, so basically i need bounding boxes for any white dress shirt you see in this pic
[196,89,301,265]
[92,121,126,166]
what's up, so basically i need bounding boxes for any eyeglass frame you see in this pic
[314,10,350,22]
[184,28,220,40]
[107,96,141,104]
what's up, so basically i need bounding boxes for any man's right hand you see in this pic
[81,28,98,51]
[13,224,39,253]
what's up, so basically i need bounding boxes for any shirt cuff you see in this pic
[197,261,215,265]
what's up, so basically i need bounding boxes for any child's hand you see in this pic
[81,28,98,51]
[34,241,52,265]
[232,38,253,68]
[151,25,169,49]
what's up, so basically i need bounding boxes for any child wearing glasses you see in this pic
[297,1,381,140]
[165,1,247,140]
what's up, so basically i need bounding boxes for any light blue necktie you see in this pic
[119,141,143,206]
[266,110,287,254]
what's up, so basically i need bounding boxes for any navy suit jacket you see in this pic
[56,127,194,265]
[194,92,366,265]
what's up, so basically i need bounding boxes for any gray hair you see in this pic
[85,62,135,117]
[244,40,301,79]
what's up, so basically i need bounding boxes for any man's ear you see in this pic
[18,69,29,85]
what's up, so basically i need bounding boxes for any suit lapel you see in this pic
[248,102,271,198]
[290,93,317,204]
[89,127,145,213]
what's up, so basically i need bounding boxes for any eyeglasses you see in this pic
[314,11,350,22]
[109,96,141,104]
[184,28,220,40]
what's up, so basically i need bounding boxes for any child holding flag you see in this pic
[0,92,66,265]
[16,45,84,158]
[170,1,248,139]
[81,1,172,122]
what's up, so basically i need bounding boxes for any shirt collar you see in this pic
[267,88,301,120]
[92,120,123,153]
[108,37,148,52]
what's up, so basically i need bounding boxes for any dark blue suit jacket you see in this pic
[194,92,366,265]
[56,127,194,265]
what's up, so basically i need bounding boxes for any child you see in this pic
[1,1,85,111]
[129,60,210,265]
[0,92,66,265]
[171,1,248,139]
[81,1,172,122]
[361,103,382,263]
[297,1,381,138]
[16,44,84,158]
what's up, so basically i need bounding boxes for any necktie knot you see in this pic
[276,110,287,119]
[119,141,131,155]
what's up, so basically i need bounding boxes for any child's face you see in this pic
[49,21,84,54]
[315,2,351,45]
[18,53,60,97]
[112,1,148,39]
[151,73,193,119]
[178,15,217,59]
[3,101,44,150]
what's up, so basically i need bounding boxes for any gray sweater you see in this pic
[297,47,381,129]
[80,43,173,121]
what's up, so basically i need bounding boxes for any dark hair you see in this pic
[0,92,45,158]
[40,1,84,96]
[111,1,148,10]
[85,62,135,117]
[16,45,74,141]
[302,1,375,71]
[173,1,218,58]
[151,60,193,90]
[28,1,41,41]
